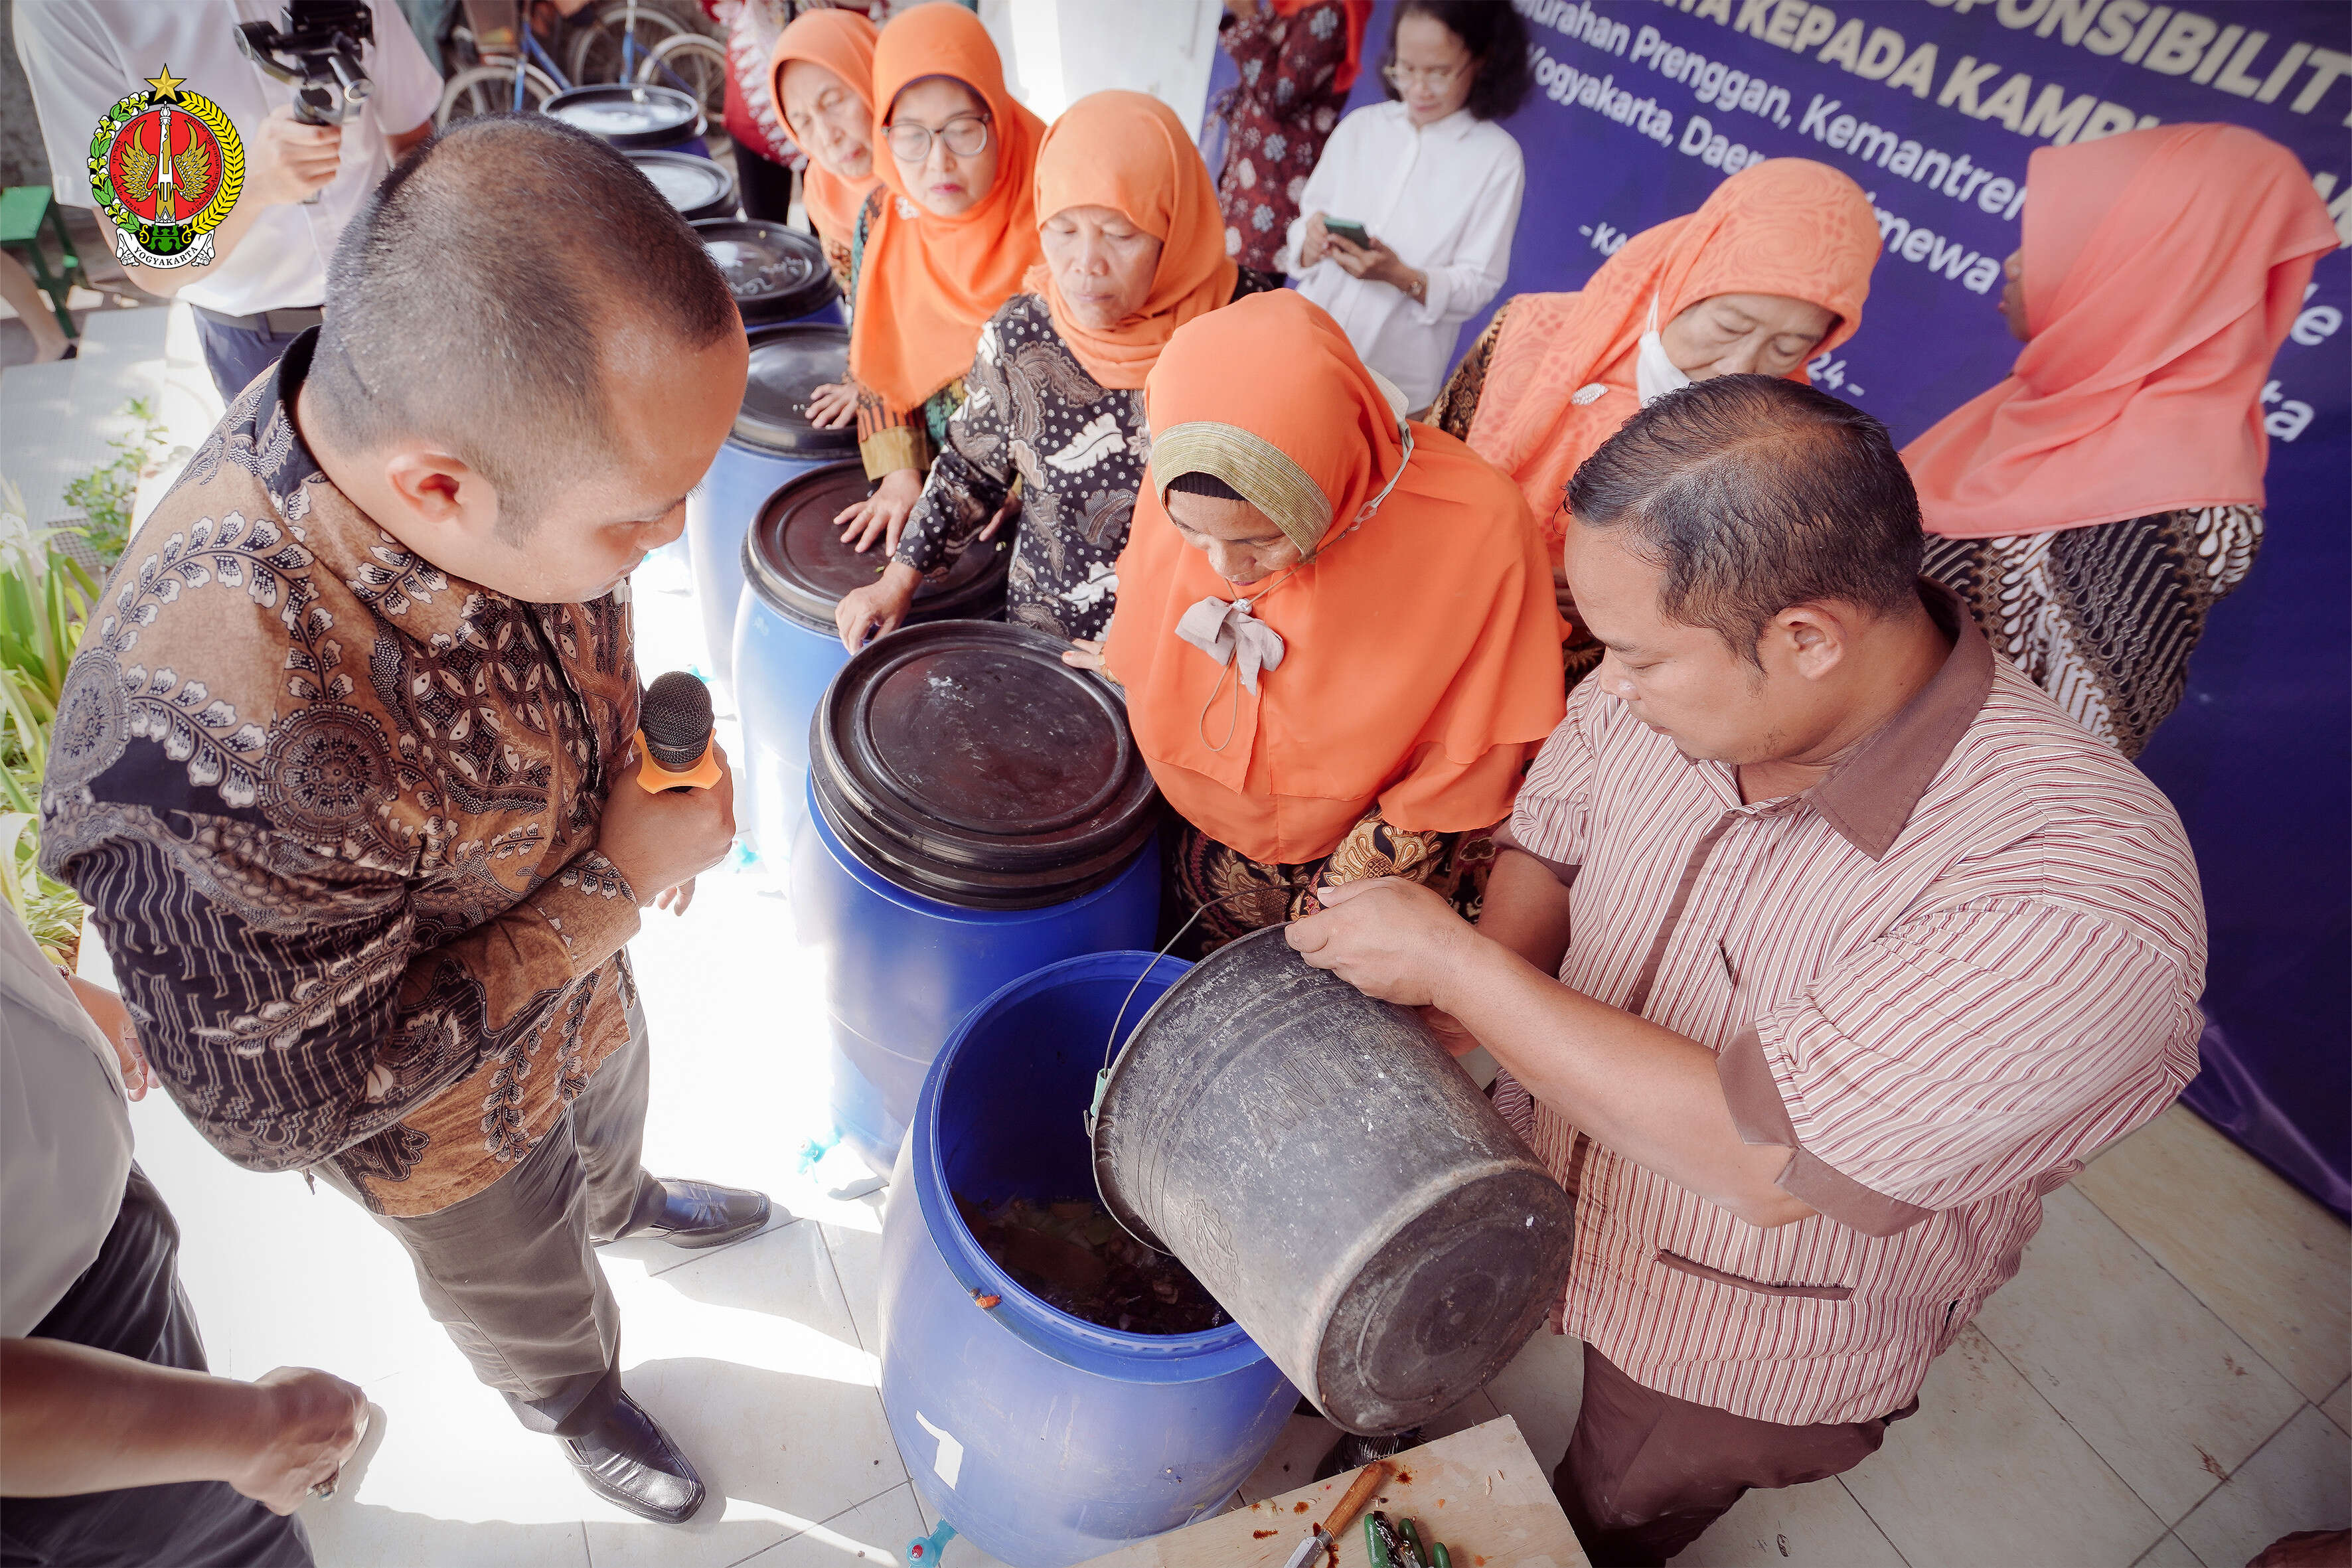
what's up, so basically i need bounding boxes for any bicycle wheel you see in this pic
[637,33,728,133]
[568,0,690,86]
[435,60,561,127]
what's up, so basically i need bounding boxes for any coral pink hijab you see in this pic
[1465,159,1879,546]
[1904,124,2337,540]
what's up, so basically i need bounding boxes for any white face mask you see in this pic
[1634,296,1689,407]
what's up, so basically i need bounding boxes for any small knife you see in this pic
[1279,1459,1389,1568]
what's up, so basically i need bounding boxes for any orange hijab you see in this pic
[1026,91,1237,391]
[1466,159,1879,544]
[850,4,1046,411]
[767,9,880,256]
[1105,291,1565,864]
[1903,125,2336,541]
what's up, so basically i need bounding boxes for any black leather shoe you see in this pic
[562,1389,705,1524]
[631,1178,773,1250]
[1312,1425,1423,1482]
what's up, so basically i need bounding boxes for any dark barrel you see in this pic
[684,321,858,693]
[692,218,840,326]
[732,461,1005,862]
[1091,926,1577,1435]
[543,82,708,156]
[625,148,736,223]
[809,622,1159,909]
[789,623,1162,1173]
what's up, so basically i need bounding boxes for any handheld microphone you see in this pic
[635,670,722,793]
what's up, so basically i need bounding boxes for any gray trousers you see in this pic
[321,1000,663,1437]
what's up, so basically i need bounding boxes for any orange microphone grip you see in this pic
[635,728,723,793]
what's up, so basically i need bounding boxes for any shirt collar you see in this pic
[1383,100,1477,139]
[252,328,492,646]
[1800,580,1996,860]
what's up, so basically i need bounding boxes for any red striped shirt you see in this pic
[1498,590,2205,1425]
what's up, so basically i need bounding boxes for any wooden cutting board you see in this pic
[1077,1415,1589,1568]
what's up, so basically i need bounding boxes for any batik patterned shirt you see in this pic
[1213,1,1353,274]
[39,331,646,1217]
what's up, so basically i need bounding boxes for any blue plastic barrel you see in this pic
[732,464,1006,862]
[876,952,1296,1566]
[791,622,1160,1171]
[685,321,859,688]
[694,218,842,328]
[625,147,736,222]
[544,82,712,159]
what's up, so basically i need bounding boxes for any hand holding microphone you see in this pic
[599,672,736,914]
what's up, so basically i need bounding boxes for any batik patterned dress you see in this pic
[1211,2,1352,279]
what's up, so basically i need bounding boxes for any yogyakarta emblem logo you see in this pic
[87,66,246,270]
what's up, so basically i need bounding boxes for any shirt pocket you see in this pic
[1654,1248,1853,1302]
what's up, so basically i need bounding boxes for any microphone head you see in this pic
[640,671,714,771]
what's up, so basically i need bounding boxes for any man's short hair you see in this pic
[309,114,738,536]
[1566,375,1924,663]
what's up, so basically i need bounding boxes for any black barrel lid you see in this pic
[811,622,1160,909]
[625,149,736,223]
[731,321,859,456]
[544,84,704,149]
[694,219,839,326]
[742,460,1004,634]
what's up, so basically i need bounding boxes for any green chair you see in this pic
[0,186,84,341]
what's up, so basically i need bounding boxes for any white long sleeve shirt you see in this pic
[1285,101,1525,410]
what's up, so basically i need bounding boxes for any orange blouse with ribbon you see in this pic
[1105,291,1565,864]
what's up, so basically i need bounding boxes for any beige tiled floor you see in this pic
[33,309,2352,1567]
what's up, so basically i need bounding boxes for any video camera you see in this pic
[235,0,376,128]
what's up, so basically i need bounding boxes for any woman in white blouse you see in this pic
[1286,0,1529,413]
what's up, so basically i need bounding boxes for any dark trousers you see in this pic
[191,313,310,406]
[734,147,796,226]
[0,1167,313,1568]
[1554,1344,1915,1566]
[315,998,661,1437]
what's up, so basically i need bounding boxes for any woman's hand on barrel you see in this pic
[805,378,860,430]
[1286,877,1472,1009]
[1062,638,1107,672]
[836,562,923,652]
[836,469,924,554]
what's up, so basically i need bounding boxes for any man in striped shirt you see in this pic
[1289,375,2204,1565]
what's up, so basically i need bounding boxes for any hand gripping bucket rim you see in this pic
[1088,925,1579,1434]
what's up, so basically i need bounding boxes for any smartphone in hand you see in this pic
[1323,217,1373,249]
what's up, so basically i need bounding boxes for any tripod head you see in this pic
[236,0,376,127]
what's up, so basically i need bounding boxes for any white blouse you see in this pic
[1285,102,1526,410]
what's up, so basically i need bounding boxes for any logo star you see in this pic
[144,64,186,101]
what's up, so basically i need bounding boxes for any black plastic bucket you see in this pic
[544,83,706,153]
[1091,926,1576,1435]
[693,218,840,326]
[625,148,736,223]
[808,621,1162,909]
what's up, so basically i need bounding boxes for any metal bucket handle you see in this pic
[1081,889,1266,1148]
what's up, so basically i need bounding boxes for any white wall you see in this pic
[977,0,1223,139]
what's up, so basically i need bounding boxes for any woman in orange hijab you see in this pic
[1087,289,1565,953]
[1907,124,2335,760]
[769,7,880,296]
[835,90,1266,651]
[830,3,1047,550]
[1430,158,1879,684]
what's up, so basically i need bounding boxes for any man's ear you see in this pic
[1773,602,1852,681]
[380,448,500,537]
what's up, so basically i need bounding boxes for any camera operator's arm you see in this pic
[46,748,735,1178]
[0,1341,364,1514]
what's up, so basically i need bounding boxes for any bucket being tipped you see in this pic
[1089,926,1576,1434]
